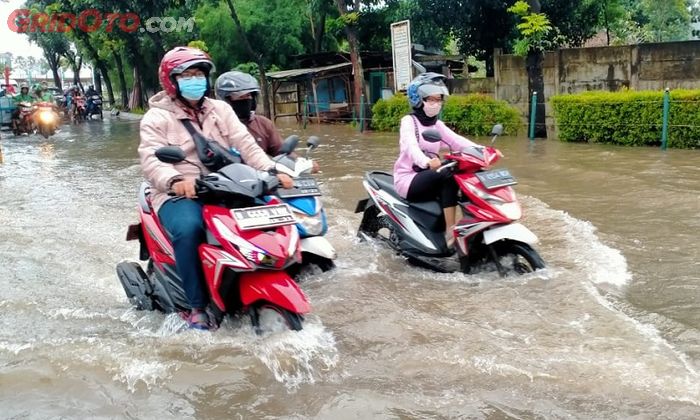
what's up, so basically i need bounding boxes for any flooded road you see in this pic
[0,117,699,418]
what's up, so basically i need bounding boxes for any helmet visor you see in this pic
[418,82,449,99]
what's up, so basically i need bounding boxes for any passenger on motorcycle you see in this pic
[393,72,482,248]
[11,83,34,133]
[214,71,320,172]
[32,84,55,104]
[138,47,293,330]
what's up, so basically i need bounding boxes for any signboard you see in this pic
[390,20,413,92]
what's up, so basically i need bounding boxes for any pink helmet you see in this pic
[158,47,215,96]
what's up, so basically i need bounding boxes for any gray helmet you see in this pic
[407,72,449,109]
[215,71,260,100]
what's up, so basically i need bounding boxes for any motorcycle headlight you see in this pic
[294,211,324,236]
[38,111,54,123]
[465,182,521,220]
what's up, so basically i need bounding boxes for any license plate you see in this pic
[476,168,517,189]
[232,204,296,230]
[276,176,321,198]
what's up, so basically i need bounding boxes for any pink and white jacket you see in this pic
[393,115,478,198]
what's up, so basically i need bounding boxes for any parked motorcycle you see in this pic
[272,135,336,276]
[32,102,60,139]
[12,101,34,135]
[355,124,545,276]
[86,94,103,120]
[116,146,311,332]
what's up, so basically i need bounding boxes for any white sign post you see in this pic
[390,20,413,92]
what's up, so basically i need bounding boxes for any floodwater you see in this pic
[0,117,698,419]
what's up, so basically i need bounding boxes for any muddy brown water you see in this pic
[0,118,698,418]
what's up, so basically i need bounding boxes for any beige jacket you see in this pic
[138,91,274,212]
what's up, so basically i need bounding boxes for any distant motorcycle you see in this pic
[32,102,60,139]
[13,101,34,135]
[72,96,87,124]
[86,94,103,120]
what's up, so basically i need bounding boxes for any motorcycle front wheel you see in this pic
[249,302,303,334]
[463,240,545,276]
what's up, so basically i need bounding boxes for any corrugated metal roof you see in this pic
[266,62,352,80]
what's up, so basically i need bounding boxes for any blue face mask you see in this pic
[177,76,208,101]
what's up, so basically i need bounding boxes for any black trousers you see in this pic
[406,169,458,208]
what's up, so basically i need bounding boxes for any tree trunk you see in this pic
[129,63,146,111]
[45,51,62,90]
[314,9,327,53]
[76,56,82,89]
[526,50,546,138]
[97,63,114,106]
[335,0,365,125]
[94,68,101,93]
[484,51,495,77]
[114,51,129,110]
[257,61,271,118]
[224,0,270,117]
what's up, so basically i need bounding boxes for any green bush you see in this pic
[551,90,700,149]
[371,93,521,136]
[370,93,411,132]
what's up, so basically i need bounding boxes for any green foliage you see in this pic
[187,40,209,53]
[371,93,521,136]
[441,94,521,136]
[370,94,411,131]
[508,1,554,56]
[552,90,700,149]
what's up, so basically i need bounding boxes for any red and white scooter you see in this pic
[355,124,545,276]
[117,146,310,332]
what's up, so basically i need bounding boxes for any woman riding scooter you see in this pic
[393,73,482,248]
[138,47,293,330]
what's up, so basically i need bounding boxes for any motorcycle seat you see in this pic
[139,182,152,214]
[366,171,442,217]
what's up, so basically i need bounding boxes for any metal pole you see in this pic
[359,93,365,133]
[661,88,670,150]
[529,91,537,140]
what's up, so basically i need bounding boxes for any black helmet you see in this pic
[215,71,260,101]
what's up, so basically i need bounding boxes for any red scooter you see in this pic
[117,147,310,332]
[356,124,545,276]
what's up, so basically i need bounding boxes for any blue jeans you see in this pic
[158,198,208,309]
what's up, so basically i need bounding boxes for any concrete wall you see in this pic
[447,77,495,95]
[493,41,700,129]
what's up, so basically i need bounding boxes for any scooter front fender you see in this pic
[483,223,538,245]
[301,236,336,260]
[239,271,311,314]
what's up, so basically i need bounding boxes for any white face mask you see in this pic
[423,100,442,117]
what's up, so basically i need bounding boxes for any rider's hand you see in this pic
[277,173,294,189]
[428,157,441,170]
[312,160,320,173]
[172,179,197,198]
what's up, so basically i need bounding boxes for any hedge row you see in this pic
[551,90,700,149]
[371,93,521,136]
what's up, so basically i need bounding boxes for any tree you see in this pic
[641,0,691,42]
[509,0,551,138]
[219,0,306,117]
[335,0,366,121]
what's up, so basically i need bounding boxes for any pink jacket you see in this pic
[393,115,478,198]
[138,91,275,212]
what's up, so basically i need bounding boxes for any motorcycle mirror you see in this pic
[279,135,300,155]
[155,146,186,164]
[307,136,320,150]
[490,124,504,136]
[421,128,442,143]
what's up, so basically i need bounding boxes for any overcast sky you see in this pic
[1,0,44,59]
